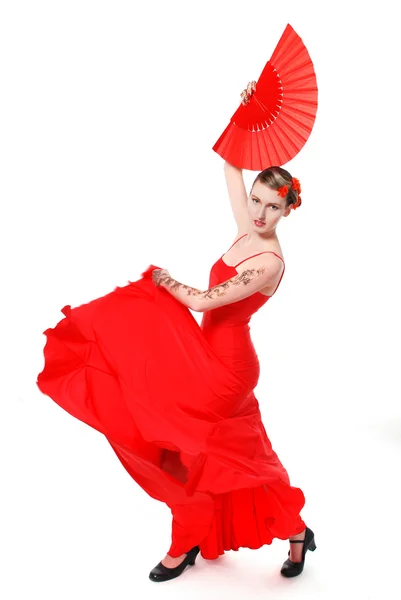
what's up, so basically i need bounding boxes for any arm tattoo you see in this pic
[157,267,266,300]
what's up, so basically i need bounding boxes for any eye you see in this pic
[271,205,279,210]
[252,198,259,203]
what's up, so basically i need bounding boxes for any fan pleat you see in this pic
[212,23,318,170]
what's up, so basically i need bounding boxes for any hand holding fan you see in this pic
[212,23,318,171]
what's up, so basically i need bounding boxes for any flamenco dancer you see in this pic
[37,24,318,584]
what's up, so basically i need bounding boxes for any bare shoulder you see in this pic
[219,227,285,298]
[236,251,284,273]
[231,227,252,245]
[230,229,285,261]
[233,243,285,297]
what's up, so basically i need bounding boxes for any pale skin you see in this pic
[151,178,291,310]
[156,83,306,569]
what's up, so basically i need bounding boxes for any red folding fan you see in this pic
[212,23,318,171]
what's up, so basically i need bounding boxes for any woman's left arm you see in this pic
[152,258,282,312]
[152,269,203,310]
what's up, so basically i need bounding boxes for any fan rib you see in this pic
[212,23,318,169]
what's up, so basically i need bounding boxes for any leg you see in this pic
[288,515,307,562]
[159,498,215,567]
[289,529,306,562]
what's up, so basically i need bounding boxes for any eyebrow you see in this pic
[251,194,281,205]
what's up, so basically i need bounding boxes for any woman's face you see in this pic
[247,181,292,232]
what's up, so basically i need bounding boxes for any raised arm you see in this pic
[224,161,250,234]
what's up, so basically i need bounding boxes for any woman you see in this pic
[36,85,317,585]
[147,160,315,580]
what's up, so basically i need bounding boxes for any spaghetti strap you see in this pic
[234,251,285,268]
[226,233,247,252]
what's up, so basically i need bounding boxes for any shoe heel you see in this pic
[188,546,200,566]
[309,538,317,551]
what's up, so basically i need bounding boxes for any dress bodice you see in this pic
[201,235,285,329]
[199,237,285,380]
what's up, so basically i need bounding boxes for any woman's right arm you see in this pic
[224,160,249,234]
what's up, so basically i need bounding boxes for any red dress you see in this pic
[37,234,306,559]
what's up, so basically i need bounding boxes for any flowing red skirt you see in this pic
[37,266,306,559]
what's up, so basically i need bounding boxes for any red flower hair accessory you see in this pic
[277,177,302,209]
[291,195,302,210]
[291,177,301,193]
[277,185,288,197]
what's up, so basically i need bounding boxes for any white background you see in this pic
[1,1,400,598]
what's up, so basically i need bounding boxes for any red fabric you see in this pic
[37,251,306,559]
[212,23,318,170]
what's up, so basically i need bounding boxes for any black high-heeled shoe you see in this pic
[280,526,316,578]
[149,546,200,583]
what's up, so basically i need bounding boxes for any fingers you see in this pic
[240,80,256,105]
[247,80,256,95]
[152,268,170,286]
[152,268,165,286]
[240,90,249,105]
